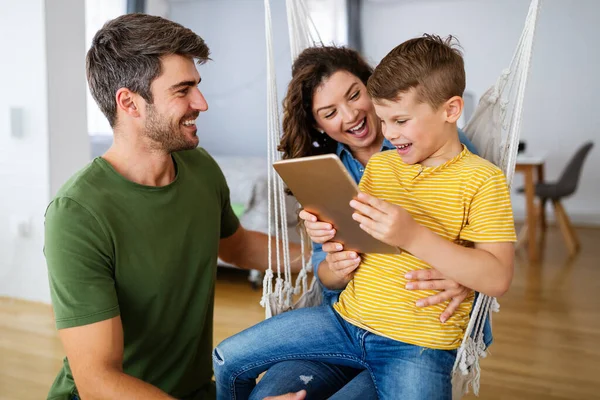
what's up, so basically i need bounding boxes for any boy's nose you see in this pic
[383,124,401,140]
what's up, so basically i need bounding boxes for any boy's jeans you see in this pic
[213,303,456,400]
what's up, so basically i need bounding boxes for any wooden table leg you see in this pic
[523,166,539,262]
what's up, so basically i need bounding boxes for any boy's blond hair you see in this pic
[367,34,465,109]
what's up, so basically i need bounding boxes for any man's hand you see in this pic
[264,389,307,400]
[405,268,472,323]
[350,192,419,250]
[298,210,335,244]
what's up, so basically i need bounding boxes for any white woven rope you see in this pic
[453,1,541,397]
[262,0,323,318]
[264,0,541,397]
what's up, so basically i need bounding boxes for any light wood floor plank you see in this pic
[1,226,599,399]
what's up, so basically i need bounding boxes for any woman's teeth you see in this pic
[348,118,366,133]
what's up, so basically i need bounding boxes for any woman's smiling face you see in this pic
[312,70,380,153]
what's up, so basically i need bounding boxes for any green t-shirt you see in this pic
[44,148,239,400]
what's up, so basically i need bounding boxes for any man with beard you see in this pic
[44,14,305,400]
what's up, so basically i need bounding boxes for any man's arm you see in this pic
[219,226,304,273]
[45,198,175,399]
[59,317,174,400]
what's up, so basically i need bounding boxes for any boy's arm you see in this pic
[351,170,516,298]
[404,231,514,297]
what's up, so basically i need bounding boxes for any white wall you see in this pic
[47,0,90,197]
[0,0,51,303]
[169,0,294,158]
[0,0,88,303]
[362,0,600,225]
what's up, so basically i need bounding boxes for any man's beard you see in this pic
[144,104,198,153]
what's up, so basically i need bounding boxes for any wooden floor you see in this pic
[1,226,599,399]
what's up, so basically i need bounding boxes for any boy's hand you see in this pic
[350,192,420,249]
[405,268,472,323]
[322,242,361,280]
[299,210,335,244]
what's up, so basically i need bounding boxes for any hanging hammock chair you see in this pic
[261,0,541,397]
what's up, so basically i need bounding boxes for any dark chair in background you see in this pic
[518,142,594,256]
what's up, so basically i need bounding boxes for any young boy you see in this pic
[213,35,516,400]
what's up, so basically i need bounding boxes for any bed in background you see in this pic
[212,155,302,287]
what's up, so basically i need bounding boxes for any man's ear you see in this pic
[444,96,464,124]
[115,88,142,119]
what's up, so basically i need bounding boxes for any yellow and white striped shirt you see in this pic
[334,146,517,350]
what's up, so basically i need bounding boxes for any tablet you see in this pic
[273,154,401,255]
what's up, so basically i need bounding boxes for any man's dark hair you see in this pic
[86,13,210,127]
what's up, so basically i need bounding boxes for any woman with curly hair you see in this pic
[242,46,481,400]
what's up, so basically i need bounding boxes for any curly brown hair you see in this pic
[278,46,373,159]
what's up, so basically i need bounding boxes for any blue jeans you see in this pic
[251,361,376,400]
[250,290,377,400]
[252,288,493,399]
[213,304,456,400]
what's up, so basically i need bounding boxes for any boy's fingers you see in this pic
[357,192,392,213]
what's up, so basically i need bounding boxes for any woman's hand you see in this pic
[405,268,472,323]
[321,242,361,280]
[298,210,335,244]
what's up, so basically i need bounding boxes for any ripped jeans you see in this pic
[213,304,456,400]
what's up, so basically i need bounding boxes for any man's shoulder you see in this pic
[53,159,107,203]
[46,159,110,220]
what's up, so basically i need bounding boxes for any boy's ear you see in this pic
[444,96,464,124]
